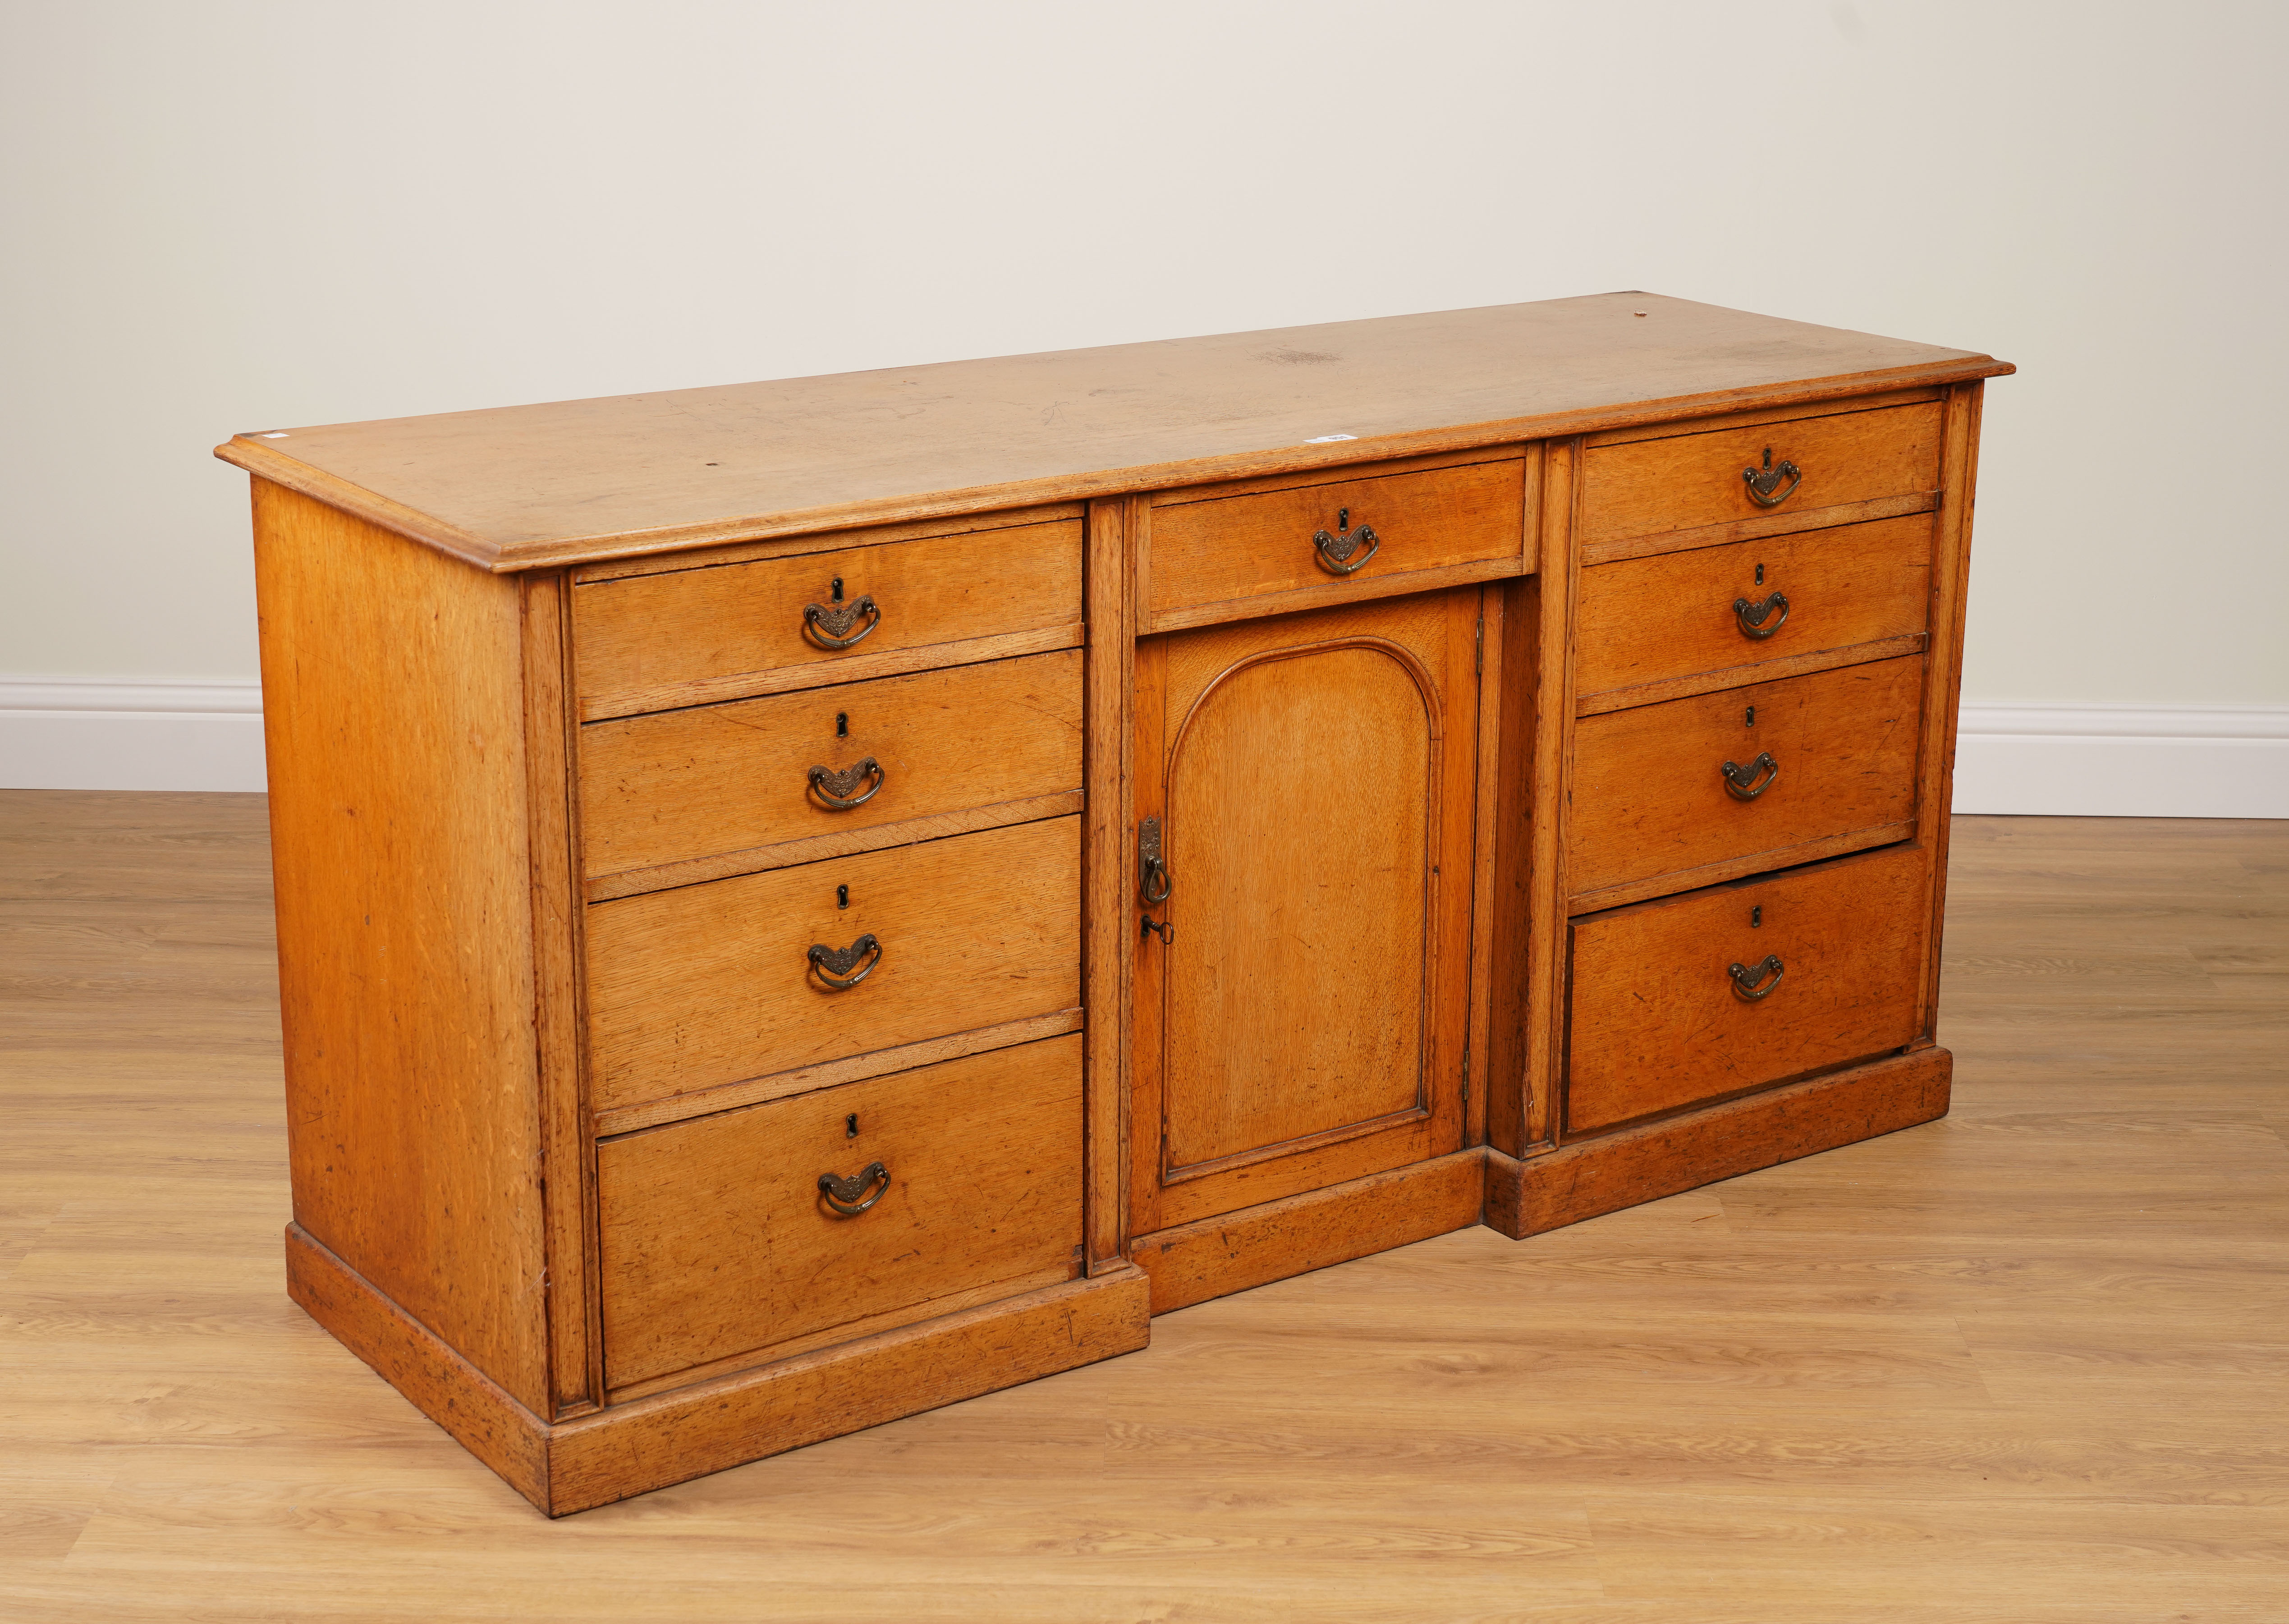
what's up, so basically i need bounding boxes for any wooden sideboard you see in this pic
[218,293,2011,1515]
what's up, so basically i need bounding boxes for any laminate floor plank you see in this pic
[1,791,2283,1620]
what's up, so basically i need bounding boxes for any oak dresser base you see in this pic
[230,294,2007,1517]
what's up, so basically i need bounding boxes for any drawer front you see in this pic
[597,1032,1083,1391]
[1581,401,1942,550]
[1147,454,1525,624]
[1568,844,1929,1133]
[580,648,1082,881]
[1568,657,1922,902]
[586,816,1079,1114]
[1576,514,1932,702]
[573,515,1083,720]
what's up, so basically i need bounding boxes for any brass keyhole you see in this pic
[846,1113,859,1138]
[1752,906,1762,927]
[836,711,849,738]
[1755,563,1765,586]
[830,577,845,603]
[836,884,849,908]
[1746,706,1757,727]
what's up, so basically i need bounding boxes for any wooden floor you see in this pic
[2,794,2283,1622]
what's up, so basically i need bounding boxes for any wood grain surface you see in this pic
[214,293,2009,572]
[1144,450,1525,624]
[577,647,1082,882]
[570,514,1083,720]
[584,815,1080,1114]
[1130,1147,1486,1315]
[1130,592,1478,1234]
[250,483,550,1415]
[1568,654,1924,903]
[596,1034,1083,1391]
[5,794,2281,1616]
[1579,399,1945,549]
[1575,512,1933,701]
[1566,844,1931,1133]
[1492,1048,1954,1239]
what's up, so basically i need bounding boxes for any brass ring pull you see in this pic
[1311,507,1380,576]
[1720,751,1779,800]
[807,757,884,810]
[818,1161,889,1217]
[1728,954,1784,1000]
[802,595,881,649]
[807,933,882,991]
[1742,449,1802,507]
[1138,816,1172,904]
[1733,590,1790,639]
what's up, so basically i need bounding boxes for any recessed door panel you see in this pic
[1131,588,1481,1237]
[1163,642,1432,1173]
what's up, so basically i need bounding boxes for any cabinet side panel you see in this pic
[1522,440,1579,1152]
[253,480,548,1415]
[1916,381,1984,1042]
[1484,572,1540,1157]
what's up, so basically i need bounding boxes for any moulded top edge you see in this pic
[213,293,2011,573]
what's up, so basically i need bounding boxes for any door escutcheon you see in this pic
[1138,816,1172,904]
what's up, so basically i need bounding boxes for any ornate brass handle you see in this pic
[807,757,884,810]
[802,594,881,650]
[818,1161,889,1217]
[1733,590,1790,639]
[1720,751,1779,800]
[1311,506,1380,576]
[1138,816,1171,904]
[807,933,882,991]
[1728,954,1784,1000]
[1742,448,1802,507]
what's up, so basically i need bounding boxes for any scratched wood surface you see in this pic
[3,793,2283,1622]
[214,294,2006,572]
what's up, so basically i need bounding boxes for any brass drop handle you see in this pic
[807,933,882,991]
[802,594,881,649]
[1733,590,1790,639]
[1728,954,1784,1000]
[1743,448,1802,507]
[1311,506,1380,575]
[818,1161,889,1217]
[807,757,885,810]
[1720,751,1779,800]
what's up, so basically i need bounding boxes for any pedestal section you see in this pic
[286,1224,1151,1516]
[1484,1047,1953,1238]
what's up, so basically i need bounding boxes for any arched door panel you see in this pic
[1131,589,1481,1237]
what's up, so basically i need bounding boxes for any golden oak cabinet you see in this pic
[219,293,2009,1513]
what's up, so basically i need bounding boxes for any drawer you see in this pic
[1567,844,1929,1133]
[579,648,1082,883]
[1568,657,1922,904]
[1147,453,1526,626]
[597,1032,1083,1392]
[1580,400,1943,551]
[572,514,1083,720]
[1576,514,1933,702]
[586,816,1079,1114]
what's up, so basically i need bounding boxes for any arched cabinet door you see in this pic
[1130,588,1481,1238]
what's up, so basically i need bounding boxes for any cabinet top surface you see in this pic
[217,292,2009,572]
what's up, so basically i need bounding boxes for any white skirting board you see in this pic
[0,677,268,793]
[1950,702,2289,819]
[1,679,2285,816]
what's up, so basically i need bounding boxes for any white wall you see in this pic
[4,1,2284,809]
